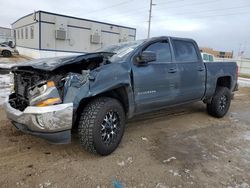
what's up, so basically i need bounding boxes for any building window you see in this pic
[17,30,20,39]
[25,27,28,39]
[30,26,34,39]
[21,28,23,39]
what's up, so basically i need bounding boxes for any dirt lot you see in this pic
[0,87,249,188]
[0,55,31,63]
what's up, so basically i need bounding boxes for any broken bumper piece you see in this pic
[3,100,73,144]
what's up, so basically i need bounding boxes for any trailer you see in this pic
[12,11,136,58]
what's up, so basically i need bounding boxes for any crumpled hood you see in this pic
[11,53,104,71]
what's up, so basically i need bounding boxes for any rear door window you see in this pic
[173,40,199,62]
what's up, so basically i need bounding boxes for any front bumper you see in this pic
[3,99,73,143]
[12,51,19,55]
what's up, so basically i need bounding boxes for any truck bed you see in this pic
[204,61,238,99]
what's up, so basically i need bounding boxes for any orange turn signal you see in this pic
[36,98,61,107]
[47,81,55,88]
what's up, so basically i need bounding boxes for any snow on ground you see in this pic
[0,55,30,105]
[238,77,250,87]
[0,74,11,105]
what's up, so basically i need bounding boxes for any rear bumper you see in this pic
[3,99,73,143]
[230,83,238,100]
[234,83,239,91]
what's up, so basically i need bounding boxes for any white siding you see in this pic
[12,12,40,49]
[0,27,12,43]
[0,27,11,37]
[11,11,136,58]
[16,46,82,59]
[40,11,136,53]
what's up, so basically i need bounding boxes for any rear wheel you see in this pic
[78,97,125,155]
[2,50,11,57]
[207,87,231,118]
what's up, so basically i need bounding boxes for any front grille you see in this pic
[11,72,43,111]
[14,72,41,99]
[14,74,29,98]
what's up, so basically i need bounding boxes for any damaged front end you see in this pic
[4,53,109,143]
[9,69,63,110]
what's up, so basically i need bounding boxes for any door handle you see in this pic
[168,68,177,73]
[198,67,205,71]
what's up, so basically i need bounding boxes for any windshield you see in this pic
[96,40,145,62]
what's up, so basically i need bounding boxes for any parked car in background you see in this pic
[0,44,19,57]
[1,41,15,48]
[201,52,214,62]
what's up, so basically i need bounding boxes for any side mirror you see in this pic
[137,51,156,64]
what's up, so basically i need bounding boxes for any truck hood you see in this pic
[10,52,105,71]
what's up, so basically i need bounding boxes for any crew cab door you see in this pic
[132,39,179,114]
[171,39,206,102]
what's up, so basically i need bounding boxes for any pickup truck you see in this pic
[3,36,238,155]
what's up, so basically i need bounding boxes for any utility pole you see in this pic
[147,0,156,38]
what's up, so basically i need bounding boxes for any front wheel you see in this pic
[78,97,125,155]
[207,87,231,118]
[2,50,12,57]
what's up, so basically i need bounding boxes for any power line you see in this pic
[108,1,249,22]
[152,10,250,22]
[155,0,223,10]
[127,7,250,24]
[89,0,185,19]
[84,0,132,15]
[83,0,250,31]
[155,0,185,5]
[91,0,222,21]
[156,4,250,17]
[86,0,247,19]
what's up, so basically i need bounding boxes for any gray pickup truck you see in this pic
[3,36,238,155]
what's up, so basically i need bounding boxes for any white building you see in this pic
[12,10,136,58]
[0,26,13,43]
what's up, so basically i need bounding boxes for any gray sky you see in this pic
[1,0,250,57]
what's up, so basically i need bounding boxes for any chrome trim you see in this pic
[3,99,73,133]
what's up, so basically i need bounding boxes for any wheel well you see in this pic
[1,50,11,55]
[73,86,129,128]
[2,50,10,53]
[216,76,231,89]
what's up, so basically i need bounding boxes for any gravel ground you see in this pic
[0,88,250,188]
[0,57,250,188]
[0,55,30,64]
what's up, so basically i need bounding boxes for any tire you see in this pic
[2,50,11,57]
[78,97,125,155]
[207,87,231,118]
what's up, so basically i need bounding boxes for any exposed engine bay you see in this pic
[9,53,113,111]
